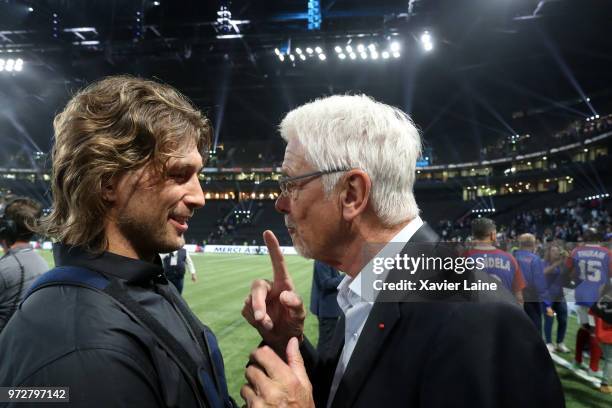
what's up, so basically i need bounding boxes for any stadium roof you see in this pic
[1,0,612,163]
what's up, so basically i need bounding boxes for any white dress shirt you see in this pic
[326,216,424,407]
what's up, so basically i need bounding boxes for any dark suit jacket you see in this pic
[302,224,565,408]
[310,260,344,318]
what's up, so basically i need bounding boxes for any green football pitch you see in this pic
[34,251,611,407]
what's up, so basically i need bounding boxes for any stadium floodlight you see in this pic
[274,48,281,56]
[299,54,306,61]
[306,47,314,54]
[14,58,23,71]
[360,52,368,60]
[0,59,4,71]
[420,31,434,52]
[349,52,357,60]
[390,41,400,52]
[368,43,376,51]
[371,51,379,60]
[289,54,295,61]
[28,7,34,12]
[153,1,161,5]
[318,53,326,60]
[334,46,342,53]
[357,44,365,52]
[338,53,346,60]
[278,54,285,61]
[5,59,14,72]
[382,51,390,59]
[314,46,322,54]
[392,51,401,58]
[345,45,353,53]
[295,47,303,54]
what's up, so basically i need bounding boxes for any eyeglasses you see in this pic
[278,168,350,200]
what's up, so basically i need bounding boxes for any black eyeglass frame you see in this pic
[277,168,350,199]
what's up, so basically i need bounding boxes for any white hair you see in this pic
[279,94,421,226]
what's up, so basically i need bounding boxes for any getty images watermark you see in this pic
[359,242,512,303]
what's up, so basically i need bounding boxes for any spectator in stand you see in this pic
[567,228,611,377]
[465,217,526,305]
[437,196,611,245]
[514,234,554,335]
[542,243,571,353]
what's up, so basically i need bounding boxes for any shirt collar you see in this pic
[339,216,424,307]
[53,243,166,284]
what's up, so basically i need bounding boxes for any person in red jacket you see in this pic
[591,311,612,393]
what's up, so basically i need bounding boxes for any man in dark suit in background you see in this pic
[310,260,343,354]
[240,95,564,407]
[161,246,198,294]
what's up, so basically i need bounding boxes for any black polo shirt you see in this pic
[0,244,226,407]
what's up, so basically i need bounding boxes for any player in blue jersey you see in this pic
[465,218,526,304]
[567,228,612,375]
[514,233,554,335]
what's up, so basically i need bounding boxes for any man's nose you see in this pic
[185,174,206,209]
[275,194,290,214]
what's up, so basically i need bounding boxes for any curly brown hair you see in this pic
[40,75,211,253]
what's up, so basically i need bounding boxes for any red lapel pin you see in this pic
[378,323,385,330]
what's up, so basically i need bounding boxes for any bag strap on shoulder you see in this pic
[22,266,233,408]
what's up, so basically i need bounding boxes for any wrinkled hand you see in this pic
[241,338,314,408]
[546,306,554,317]
[242,230,306,356]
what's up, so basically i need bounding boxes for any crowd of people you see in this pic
[480,113,612,160]
[434,196,612,393]
[438,197,612,243]
[455,216,612,393]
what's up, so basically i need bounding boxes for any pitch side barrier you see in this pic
[203,244,298,256]
[36,242,297,255]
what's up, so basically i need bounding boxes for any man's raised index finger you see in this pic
[263,230,293,288]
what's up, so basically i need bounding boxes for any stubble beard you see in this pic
[292,235,313,259]
[117,211,183,257]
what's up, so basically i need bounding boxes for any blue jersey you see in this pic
[514,249,551,306]
[465,248,525,293]
[567,245,611,306]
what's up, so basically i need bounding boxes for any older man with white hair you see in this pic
[514,233,554,337]
[241,95,564,408]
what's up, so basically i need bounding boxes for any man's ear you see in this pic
[102,176,118,202]
[339,170,371,222]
